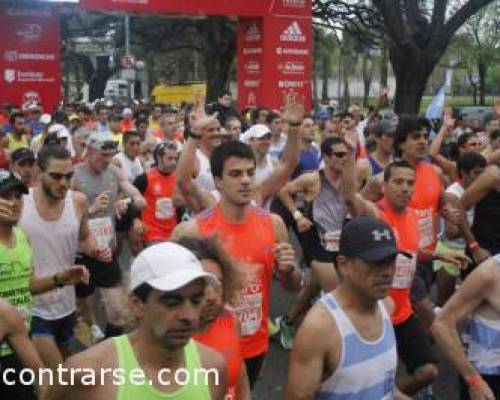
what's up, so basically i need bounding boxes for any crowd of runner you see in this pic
[0,92,499,399]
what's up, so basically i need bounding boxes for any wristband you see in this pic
[292,210,303,221]
[287,120,302,127]
[466,373,482,387]
[469,241,479,251]
[53,273,64,288]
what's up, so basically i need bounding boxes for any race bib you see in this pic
[392,253,417,289]
[89,217,114,248]
[323,230,341,252]
[155,197,175,219]
[235,266,264,336]
[416,209,434,248]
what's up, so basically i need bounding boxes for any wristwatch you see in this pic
[53,273,64,288]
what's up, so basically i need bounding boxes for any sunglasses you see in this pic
[47,171,74,181]
[332,151,348,158]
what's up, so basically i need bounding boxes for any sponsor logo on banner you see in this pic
[244,61,260,74]
[282,0,306,7]
[16,24,42,42]
[4,69,15,83]
[247,92,257,106]
[278,61,305,75]
[244,80,261,88]
[280,21,306,43]
[245,23,262,42]
[6,8,52,18]
[276,47,309,56]
[278,80,305,89]
[22,91,41,105]
[3,70,55,83]
[243,48,262,55]
[4,51,55,62]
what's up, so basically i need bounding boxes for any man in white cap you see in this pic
[243,124,278,184]
[44,242,228,400]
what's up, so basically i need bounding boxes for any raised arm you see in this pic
[255,93,303,204]
[431,258,496,400]
[461,165,500,210]
[429,109,457,180]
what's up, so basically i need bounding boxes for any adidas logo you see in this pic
[245,23,262,42]
[280,21,306,43]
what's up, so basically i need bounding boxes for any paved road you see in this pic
[253,280,460,400]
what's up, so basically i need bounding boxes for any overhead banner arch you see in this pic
[0,0,312,111]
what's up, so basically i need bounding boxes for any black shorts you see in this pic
[75,254,121,298]
[410,261,434,304]
[301,227,338,265]
[115,203,141,232]
[0,354,37,399]
[394,314,437,374]
[244,353,266,389]
[31,312,76,346]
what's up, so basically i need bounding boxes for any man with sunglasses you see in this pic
[72,131,146,343]
[274,137,352,349]
[16,145,110,371]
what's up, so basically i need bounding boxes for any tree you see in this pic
[462,1,500,105]
[314,0,497,113]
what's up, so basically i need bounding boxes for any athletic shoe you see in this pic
[90,324,105,344]
[268,317,280,337]
[277,316,295,350]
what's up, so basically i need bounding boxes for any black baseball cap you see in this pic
[339,216,410,263]
[0,169,28,195]
[11,147,35,164]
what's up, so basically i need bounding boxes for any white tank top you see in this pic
[20,189,80,320]
[316,293,397,399]
[195,149,216,192]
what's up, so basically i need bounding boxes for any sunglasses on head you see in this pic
[99,141,118,151]
[47,171,74,181]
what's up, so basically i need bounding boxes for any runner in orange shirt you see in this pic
[172,94,303,388]
[177,236,250,400]
[342,141,469,396]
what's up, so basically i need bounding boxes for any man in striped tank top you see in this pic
[432,254,500,400]
[286,217,408,400]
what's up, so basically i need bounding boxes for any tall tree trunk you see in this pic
[468,71,478,105]
[478,60,487,106]
[380,40,388,88]
[321,52,331,102]
[362,55,373,108]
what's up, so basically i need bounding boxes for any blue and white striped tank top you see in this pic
[315,293,397,400]
[468,254,500,376]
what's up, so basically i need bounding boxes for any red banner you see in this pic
[80,0,271,17]
[0,7,61,113]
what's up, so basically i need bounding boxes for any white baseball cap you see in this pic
[242,124,271,143]
[39,113,52,125]
[122,107,133,117]
[130,242,216,292]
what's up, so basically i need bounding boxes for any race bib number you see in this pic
[155,197,175,219]
[392,253,417,289]
[416,209,434,248]
[89,217,114,248]
[235,264,264,336]
[323,230,341,252]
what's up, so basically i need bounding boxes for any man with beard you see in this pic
[17,145,111,370]
[3,112,29,152]
[44,242,228,400]
[134,141,180,246]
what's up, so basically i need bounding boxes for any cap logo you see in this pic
[372,229,392,241]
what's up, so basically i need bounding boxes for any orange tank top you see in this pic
[141,169,177,242]
[194,308,242,399]
[409,162,442,251]
[197,205,275,359]
[377,199,420,325]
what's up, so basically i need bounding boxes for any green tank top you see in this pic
[114,335,212,400]
[0,227,32,357]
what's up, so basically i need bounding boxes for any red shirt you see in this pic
[197,205,275,358]
[194,309,242,399]
[409,162,442,251]
[141,169,177,242]
[377,199,420,325]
